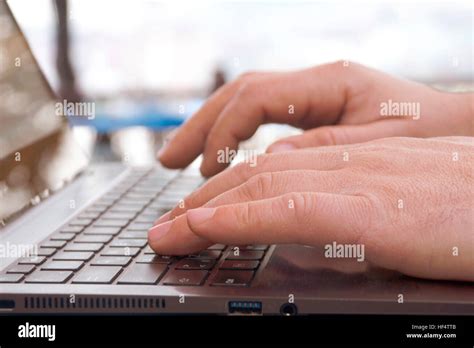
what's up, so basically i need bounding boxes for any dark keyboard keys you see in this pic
[41,261,84,271]
[210,270,254,287]
[175,259,215,270]
[117,264,167,284]
[162,270,208,286]
[72,266,122,284]
[53,251,94,261]
[7,264,35,274]
[91,256,132,266]
[64,243,104,252]
[220,260,260,270]
[243,245,269,251]
[208,244,226,250]
[190,250,221,259]
[26,271,73,283]
[0,273,24,283]
[226,250,264,260]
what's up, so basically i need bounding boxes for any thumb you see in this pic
[186,192,372,247]
[267,121,412,152]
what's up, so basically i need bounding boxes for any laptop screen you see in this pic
[0,0,89,226]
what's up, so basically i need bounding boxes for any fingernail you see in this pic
[187,207,216,226]
[267,143,296,153]
[148,220,173,242]
[154,211,171,225]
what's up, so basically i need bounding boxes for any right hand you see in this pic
[158,61,472,177]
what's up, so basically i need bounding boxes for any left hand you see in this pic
[148,137,474,281]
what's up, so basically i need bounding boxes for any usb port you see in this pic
[228,301,262,315]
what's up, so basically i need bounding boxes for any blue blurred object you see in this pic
[67,98,203,133]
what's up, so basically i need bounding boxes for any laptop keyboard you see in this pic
[0,168,271,287]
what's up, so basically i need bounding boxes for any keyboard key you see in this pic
[134,215,157,223]
[92,256,132,266]
[175,259,215,270]
[69,218,93,226]
[143,246,155,254]
[37,248,56,257]
[84,226,121,235]
[75,235,112,243]
[220,260,260,270]
[126,222,151,231]
[162,270,208,286]
[7,264,35,274]
[208,244,226,250]
[78,211,101,219]
[190,250,221,259]
[110,239,147,248]
[86,204,109,213]
[51,232,75,241]
[26,271,73,283]
[110,205,143,213]
[60,225,84,234]
[94,219,129,228]
[210,270,254,287]
[117,263,167,284]
[54,251,94,261]
[18,256,46,265]
[0,273,24,283]
[243,245,269,251]
[226,250,264,260]
[72,266,122,284]
[135,254,174,264]
[40,240,66,249]
[102,212,136,220]
[65,243,104,252]
[101,247,140,257]
[118,231,148,239]
[41,261,84,271]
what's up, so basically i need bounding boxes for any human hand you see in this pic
[158,61,472,177]
[149,137,474,281]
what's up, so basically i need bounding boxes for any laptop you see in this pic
[0,1,472,316]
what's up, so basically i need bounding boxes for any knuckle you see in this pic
[314,127,339,146]
[246,172,274,198]
[283,192,315,225]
